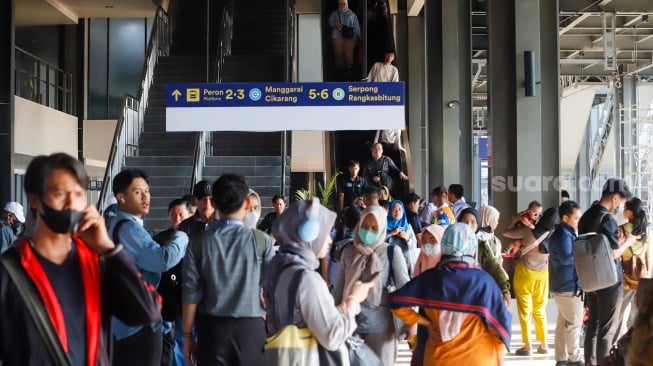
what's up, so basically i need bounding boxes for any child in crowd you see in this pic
[508,200,543,254]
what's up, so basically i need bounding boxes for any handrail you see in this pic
[14,47,74,115]
[97,6,172,211]
[401,130,415,195]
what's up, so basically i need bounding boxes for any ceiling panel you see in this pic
[16,0,157,26]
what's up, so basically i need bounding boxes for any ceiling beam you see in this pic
[44,0,78,24]
[627,61,653,75]
[560,13,592,35]
[407,0,424,16]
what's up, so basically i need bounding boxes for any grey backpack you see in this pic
[572,213,618,292]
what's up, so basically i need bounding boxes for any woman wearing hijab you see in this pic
[386,200,418,275]
[390,223,512,366]
[503,207,559,356]
[328,0,361,78]
[458,207,512,309]
[334,205,411,365]
[412,224,445,278]
[264,198,375,359]
[243,189,262,229]
[479,205,503,261]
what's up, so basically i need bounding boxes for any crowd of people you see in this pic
[1,151,653,366]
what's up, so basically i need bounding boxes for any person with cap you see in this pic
[264,198,377,362]
[108,168,189,366]
[178,180,217,239]
[333,205,411,365]
[578,178,640,364]
[390,223,512,366]
[1,202,25,253]
[181,174,275,366]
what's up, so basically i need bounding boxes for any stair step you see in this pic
[148,176,192,187]
[125,156,194,166]
[149,186,191,197]
[125,165,194,177]
[204,156,288,166]
[139,148,196,156]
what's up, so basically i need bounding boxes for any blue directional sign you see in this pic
[165,82,405,131]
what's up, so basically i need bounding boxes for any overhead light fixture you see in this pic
[105,5,114,8]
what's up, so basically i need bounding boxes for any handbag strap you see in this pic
[520,231,552,256]
[0,255,72,366]
[386,244,394,288]
[272,263,305,327]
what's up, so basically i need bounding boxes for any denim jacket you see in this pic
[108,211,189,340]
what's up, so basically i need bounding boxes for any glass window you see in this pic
[108,19,145,118]
[88,19,108,119]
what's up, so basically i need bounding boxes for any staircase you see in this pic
[206,0,291,215]
[124,1,220,232]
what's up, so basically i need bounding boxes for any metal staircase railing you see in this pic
[588,89,615,183]
[97,6,172,211]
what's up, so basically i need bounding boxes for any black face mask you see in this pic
[39,201,84,234]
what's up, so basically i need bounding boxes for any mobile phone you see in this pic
[368,271,381,282]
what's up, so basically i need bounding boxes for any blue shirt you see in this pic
[108,211,189,340]
[327,9,361,39]
[0,221,14,254]
[549,223,580,293]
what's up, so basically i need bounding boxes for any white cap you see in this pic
[4,202,25,223]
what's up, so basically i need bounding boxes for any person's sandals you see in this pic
[515,347,532,356]
[536,347,549,354]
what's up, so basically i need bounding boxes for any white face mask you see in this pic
[243,211,261,229]
[422,243,441,257]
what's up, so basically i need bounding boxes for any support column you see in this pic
[488,0,559,230]
[539,0,560,206]
[406,12,427,197]
[0,0,15,204]
[425,0,472,195]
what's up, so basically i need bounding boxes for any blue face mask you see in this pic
[358,229,380,246]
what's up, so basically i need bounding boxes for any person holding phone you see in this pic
[363,143,408,195]
[264,198,375,357]
[0,153,161,365]
[328,0,361,79]
[334,205,412,365]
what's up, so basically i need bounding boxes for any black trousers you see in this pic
[584,282,623,365]
[113,326,162,366]
[196,314,266,366]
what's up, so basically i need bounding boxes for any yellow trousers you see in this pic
[513,262,549,345]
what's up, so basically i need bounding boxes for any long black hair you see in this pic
[625,197,648,242]
[533,207,559,238]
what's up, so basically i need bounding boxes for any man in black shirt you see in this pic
[363,142,408,193]
[337,160,367,212]
[577,178,638,365]
[404,193,423,239]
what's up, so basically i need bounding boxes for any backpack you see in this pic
[572,213,618,292]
